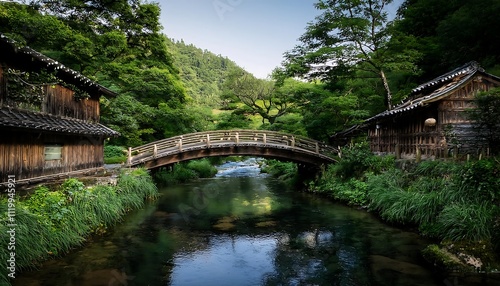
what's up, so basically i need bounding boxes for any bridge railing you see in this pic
[127,130,337,166]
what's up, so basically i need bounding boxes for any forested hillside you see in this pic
[164,38,244,107]
[1,0,499,146]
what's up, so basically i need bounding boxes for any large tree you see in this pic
[223,69,291,125]
[284,0,416,110]
[395,0,500,78]
[0,1,193,145]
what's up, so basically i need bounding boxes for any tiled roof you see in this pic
[330,61,500,140]
[0,107,120,137]
[0,33,116,97]
[365,61,500,123]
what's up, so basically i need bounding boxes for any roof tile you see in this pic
[0,107,119,137]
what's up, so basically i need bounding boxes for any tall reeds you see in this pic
[0,168,158,285]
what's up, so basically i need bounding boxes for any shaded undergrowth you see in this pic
[0,168,157,286]
[311,143,500,271]
[153,158,218,186]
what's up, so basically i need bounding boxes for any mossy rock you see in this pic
[441,240,500,271]
[422,244,470,272]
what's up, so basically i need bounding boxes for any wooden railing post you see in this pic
[315,142,319,154]
[291,136,295,147]
[235,132,239,145]
[263,133,267,144]
[127,147,132,166]
[153,144,158,158]
[206,134,210,148]
[178,136,183,151]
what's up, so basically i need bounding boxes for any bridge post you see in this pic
[153,144,158,158]
[127,147,132,166]
[315,142,319,154]
[235,132,239,145]
[263,133,267,144]
[206,134,210,148]
[291,136,295,147]
[178,136,183,151]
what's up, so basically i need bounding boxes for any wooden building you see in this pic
[365,61,500,159]
[0,34,119,184]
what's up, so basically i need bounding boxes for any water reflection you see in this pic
[15,159,443,286]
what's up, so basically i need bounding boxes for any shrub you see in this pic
[330,178,369,206]
[187,159,218,178]
[104,145,125,158]
[154,164,198,186]
[457,159,500,204]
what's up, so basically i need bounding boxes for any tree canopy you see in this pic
[1,0,499,146]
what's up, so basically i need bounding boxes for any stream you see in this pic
[15,158,445,286]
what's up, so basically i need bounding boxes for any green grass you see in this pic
[314,143,500,258]
[104,156,127,164]
[0,169,157,285]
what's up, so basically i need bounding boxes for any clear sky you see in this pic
[158,0,401,79]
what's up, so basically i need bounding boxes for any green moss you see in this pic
[422,244,469,272]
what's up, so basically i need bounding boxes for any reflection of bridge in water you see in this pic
[127,130,338,169]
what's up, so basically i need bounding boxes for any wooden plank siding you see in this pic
[368,76,497,159]
[0,65,100,121]
[0,131,104,181]
[43,85,100,122]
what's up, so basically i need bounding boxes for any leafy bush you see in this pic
[468,87,500,154]
[332,142,395,180]
[261,160,298,181]
[329,178,368,206]
[187,159,218,178]
[154,164,198,186]
[457,159,500,203]
[104,145,125,158]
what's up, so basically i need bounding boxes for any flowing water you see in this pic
[15,158,446,286]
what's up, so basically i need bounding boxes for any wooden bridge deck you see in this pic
[127,130,338,168]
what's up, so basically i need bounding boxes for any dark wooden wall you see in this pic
[0,130,104,181]
[43,85,100,122]
[0,64,100,122]
[368,106,439,158]
[368,75,499,159]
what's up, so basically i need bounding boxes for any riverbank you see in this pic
[0,168,158,286]
[302,143,500,283]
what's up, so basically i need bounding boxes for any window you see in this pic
[44,144,62,160]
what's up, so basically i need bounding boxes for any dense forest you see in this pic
[1,1,500,280]
[0,0,499,145]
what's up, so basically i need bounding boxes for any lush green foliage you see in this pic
[154,159,218,186]
[103,145,124,158]
[164,38,244,107]
[0,170,157,285]
[395,0,500,79]
[468,88,500,155]
[314,144,500,249]
[103,145,127,164]
[313,143,395,205]
[186,159,218,178]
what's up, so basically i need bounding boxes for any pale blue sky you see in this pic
[158,1,402,79]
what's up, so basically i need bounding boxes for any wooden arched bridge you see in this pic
[126,130,338,169]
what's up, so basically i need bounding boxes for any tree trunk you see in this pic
[379,69,392,110]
